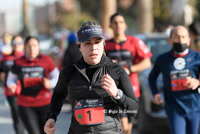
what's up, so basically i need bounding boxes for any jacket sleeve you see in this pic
[148,57,161,96]
[47,65,75,122]
[110,64,138,117]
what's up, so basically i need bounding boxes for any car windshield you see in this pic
[145,38,172,63]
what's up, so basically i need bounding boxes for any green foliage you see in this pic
[152,0,200,22]
[60,12,95,31]
[56,0,200,33]
[191,0,200,20]
[153,0,171,21]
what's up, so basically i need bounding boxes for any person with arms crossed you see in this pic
[44,21,138,134]
[105,12,152,134]
[149,25,200,134]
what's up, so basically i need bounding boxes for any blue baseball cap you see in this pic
[77,25,106,43]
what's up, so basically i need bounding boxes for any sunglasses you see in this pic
[13,41,24,45]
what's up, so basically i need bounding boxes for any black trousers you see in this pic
[18,104,50,134]
[7,96,25,134]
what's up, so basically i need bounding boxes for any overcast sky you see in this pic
[0,0,60,11]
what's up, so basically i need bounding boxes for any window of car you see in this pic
[145,38,172,63]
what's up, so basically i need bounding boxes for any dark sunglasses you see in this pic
[13,41,24,45]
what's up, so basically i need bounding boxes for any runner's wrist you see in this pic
[46,112,57,122]
[114,89,123,99]
[128,66,132,73]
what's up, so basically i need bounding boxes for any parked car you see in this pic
[134,33,172,134]
[37,34,54,55]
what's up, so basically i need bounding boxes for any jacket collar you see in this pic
[75,54,111,69]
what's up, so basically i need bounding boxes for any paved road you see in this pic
[0,87,72,134]
[0,86,138,134]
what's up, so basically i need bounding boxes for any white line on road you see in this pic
[0,117,12,124]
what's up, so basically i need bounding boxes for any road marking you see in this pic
[0,117,12,124]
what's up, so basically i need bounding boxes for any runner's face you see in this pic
[110,15,127,35]
[13,36,24,52]
[169,26,191,46]
[25,38,40,59]
[80,37,104,65]
[3,34,10,44]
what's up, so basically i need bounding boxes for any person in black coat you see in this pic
[63,32,82,67]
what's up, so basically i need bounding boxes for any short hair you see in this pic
[169,25,189,38]
[24,36,39,45]
[189,21,200,35]
[110,12,124,23]
[169,28,176,38]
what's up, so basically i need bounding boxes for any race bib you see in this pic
[22,67,45,89]
[23,77,43,88]
[106,50,134,66]
[74,98,104,125]
[170,70,192,91]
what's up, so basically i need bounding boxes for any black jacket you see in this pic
[48,55,138,133]
[63,42,82,67]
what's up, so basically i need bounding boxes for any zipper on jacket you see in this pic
[74,63,107,95]
[91,63,107,85]
[73,65,90,83]
[73,64,92,96]
[89,86,92,92]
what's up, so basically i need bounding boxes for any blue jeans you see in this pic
[167,112,200,134]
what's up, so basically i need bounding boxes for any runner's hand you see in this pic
[44,119,56,134]
[186,77,200,90]
[153,94,163,105]
[101,74,119,97]
[43,77,51,89]
[9,83,17,94]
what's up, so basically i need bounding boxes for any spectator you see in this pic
[63,32,82,67]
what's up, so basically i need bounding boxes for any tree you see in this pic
[20,0,29,37]
[136,0,154,33]
[100,0,117,37]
